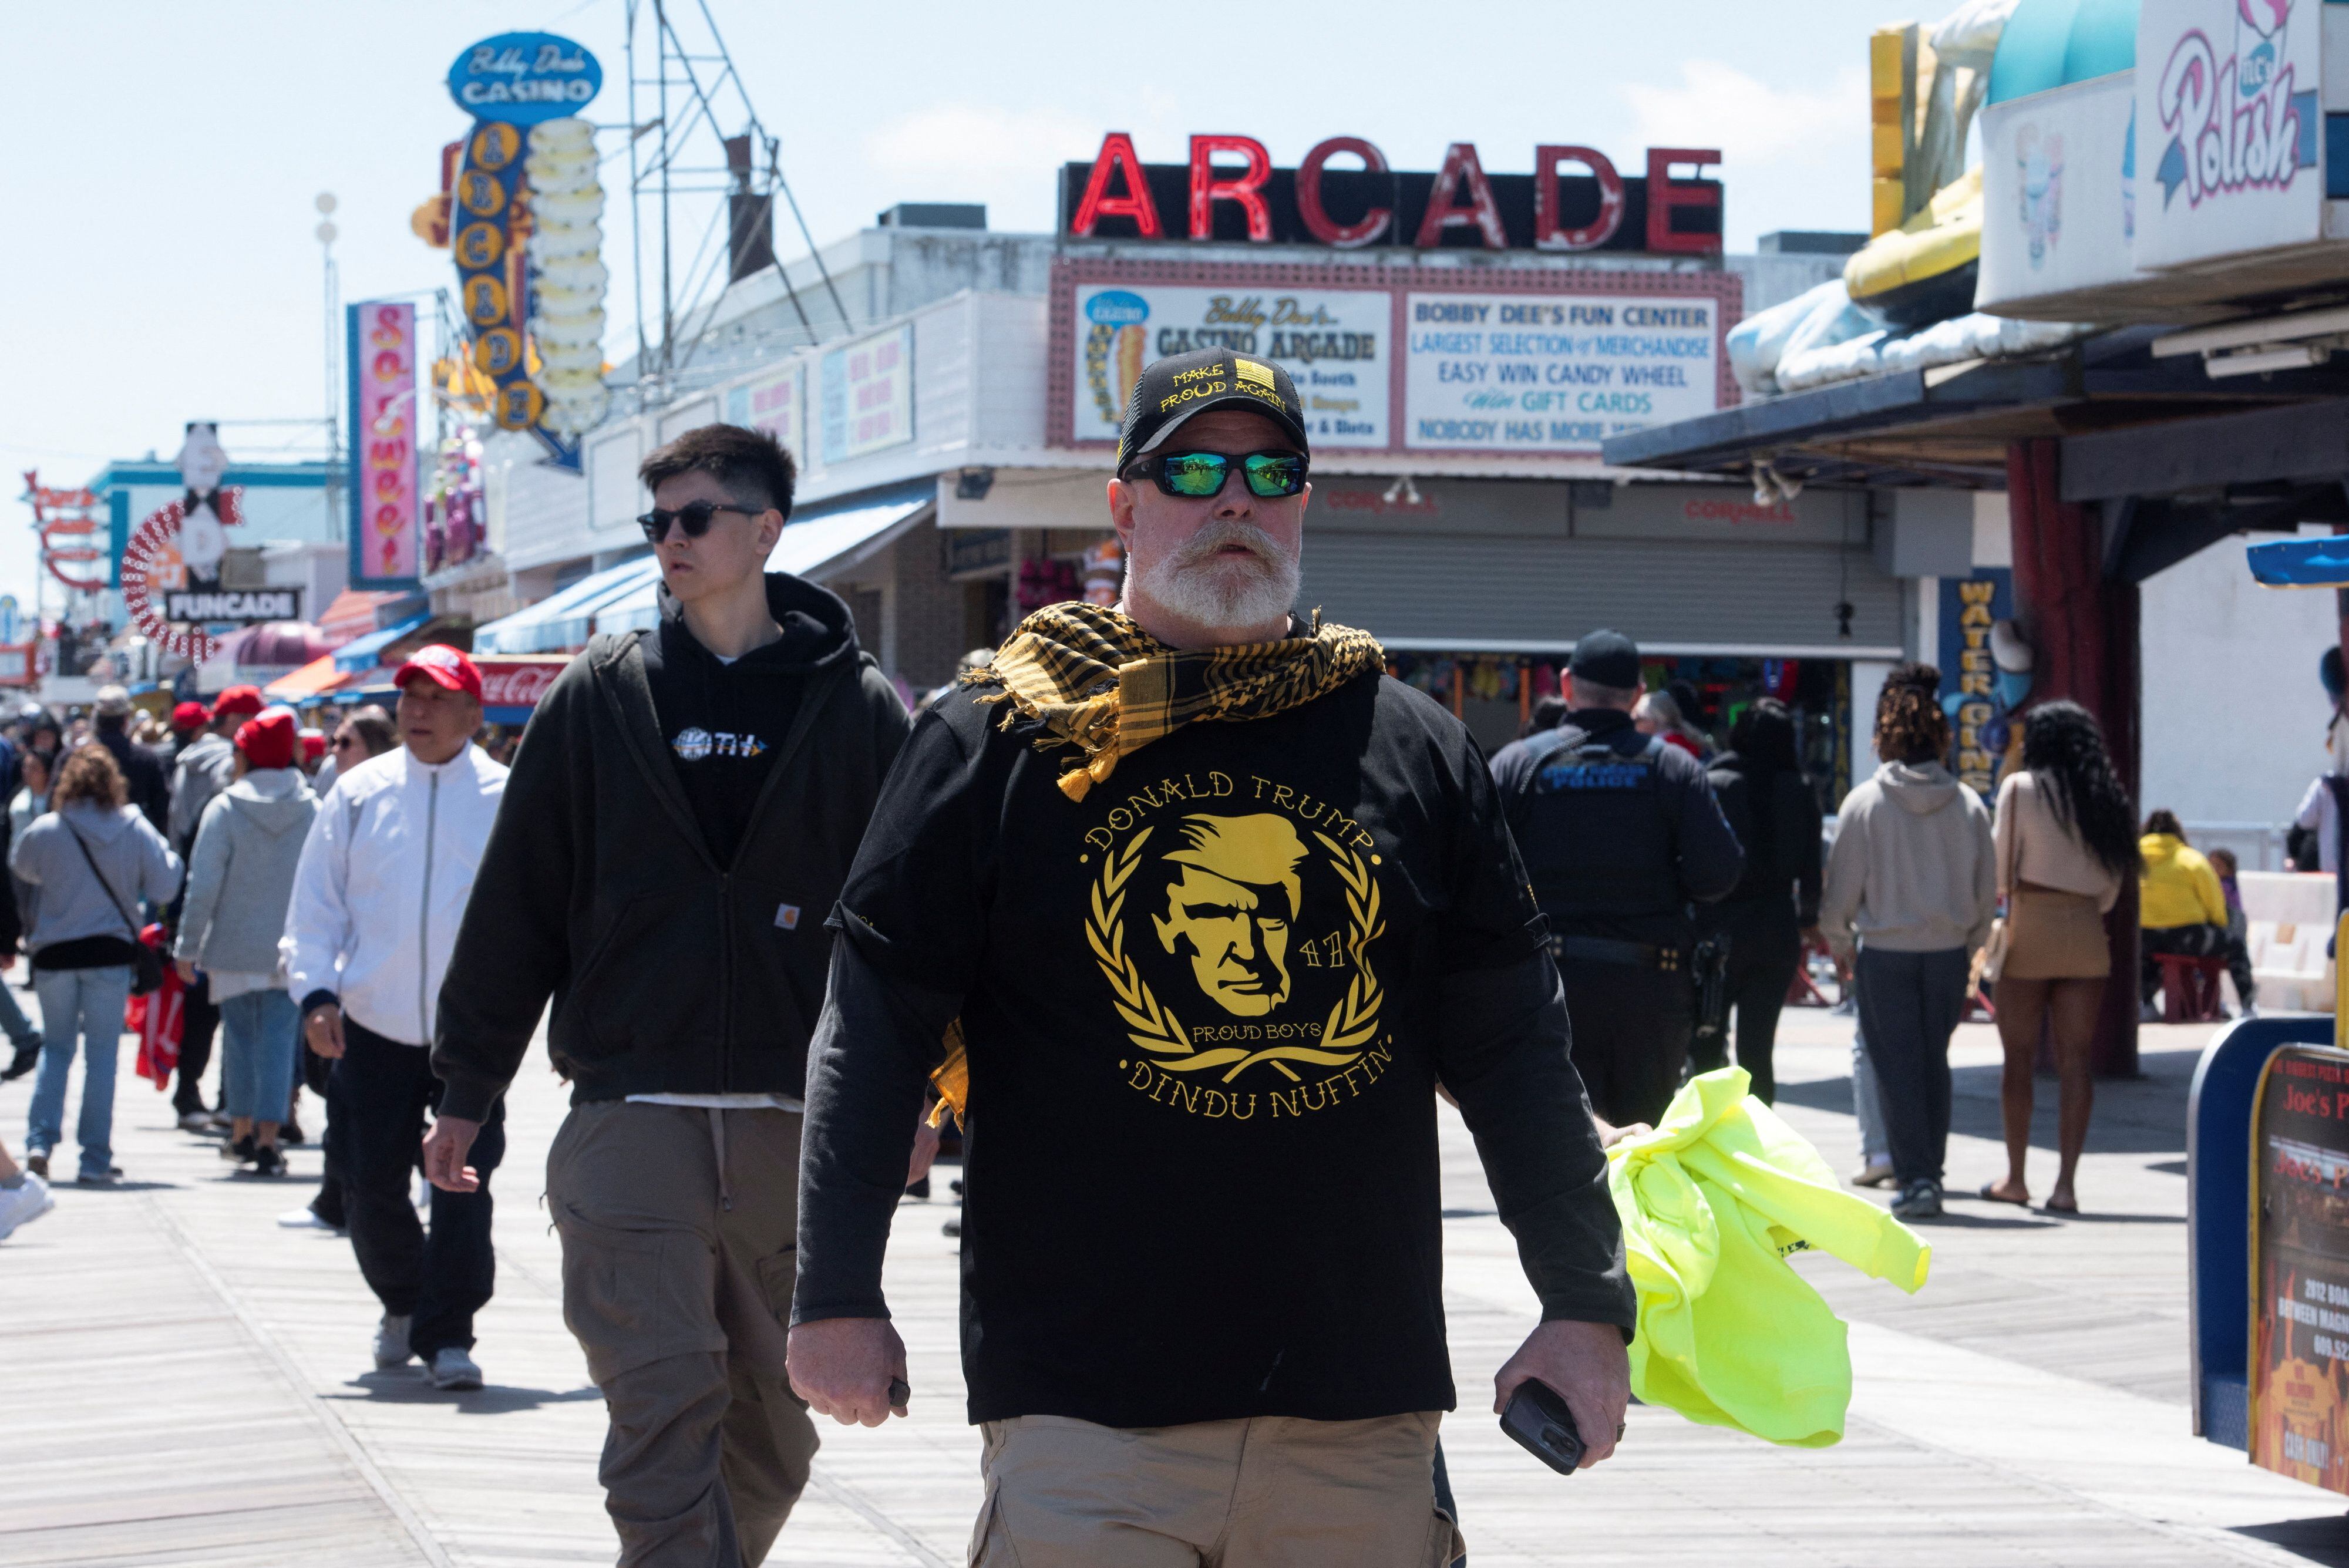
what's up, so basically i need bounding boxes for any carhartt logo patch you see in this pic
[775,903,801,931]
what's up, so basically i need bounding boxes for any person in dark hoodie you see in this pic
[425,423,910,1567]
[1692,698,1823,1105]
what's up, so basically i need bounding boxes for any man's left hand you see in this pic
[1493,1318,1630,1468]
[420,1113,483,1193]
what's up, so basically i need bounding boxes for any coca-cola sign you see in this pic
[475,655,568,716]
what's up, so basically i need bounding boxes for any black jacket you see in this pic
[96,725,170,835]
[1488,706,1744,947]
[432,574,911,1121]
[1702,750,1823,929]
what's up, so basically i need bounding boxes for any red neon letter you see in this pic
[1534,145,1624,251]
[1645,147,1722,255]
[1296,136,1391,248]
[1414,142,1508,249]
[1188,134,1273,241]
[1069,133,1164,239]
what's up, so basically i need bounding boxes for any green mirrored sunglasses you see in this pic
[1134,450,1308,500]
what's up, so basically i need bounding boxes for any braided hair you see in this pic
[2021,700,2141,879]
[1873,662,1950,766]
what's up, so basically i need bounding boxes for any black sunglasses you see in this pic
[1129,450,1308,500]
[637,499,761,544]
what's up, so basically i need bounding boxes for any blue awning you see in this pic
[590,484,935,640]
[472,556,662,654]
[332,614,432,674]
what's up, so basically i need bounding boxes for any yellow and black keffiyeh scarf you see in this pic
[960,600,1385,802]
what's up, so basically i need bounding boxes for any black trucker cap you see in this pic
[1116,346,1311,472]
[1569,630,1642,691]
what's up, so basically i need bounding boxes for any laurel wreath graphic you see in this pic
[1087,825,1385,1085]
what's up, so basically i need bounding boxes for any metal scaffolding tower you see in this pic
[621,0,847,410]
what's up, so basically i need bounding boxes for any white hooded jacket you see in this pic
[282,743,509,1045]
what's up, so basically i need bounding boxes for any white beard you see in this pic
[1128,521,1301,638]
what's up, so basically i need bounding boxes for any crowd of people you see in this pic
[0,685,402,1240]
[0,346,2294,1566]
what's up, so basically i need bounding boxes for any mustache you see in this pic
[1171,520,1287,571]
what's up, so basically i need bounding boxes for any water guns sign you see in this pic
[443,33,609,463]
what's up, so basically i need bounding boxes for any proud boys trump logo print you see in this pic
[1082,770,1391,1119]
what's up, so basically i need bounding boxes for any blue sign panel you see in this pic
[446,33,603,125]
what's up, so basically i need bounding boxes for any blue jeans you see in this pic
[220,989,298,1125]
[26,965,134,1179]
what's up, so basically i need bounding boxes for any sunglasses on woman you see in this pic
[1129,450,1308,500]
[636,499,760,544]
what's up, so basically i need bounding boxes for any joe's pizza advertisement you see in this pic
[2252,1044,2349,1492]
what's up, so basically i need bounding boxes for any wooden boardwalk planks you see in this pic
[2,1008,2342,1566]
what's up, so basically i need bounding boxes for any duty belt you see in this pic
[1551,934,1684,972]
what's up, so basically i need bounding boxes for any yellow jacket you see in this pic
[1608,1069,1930,1446]
[2138,833,2226,930]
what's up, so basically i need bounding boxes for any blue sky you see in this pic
[0,0,1913,607]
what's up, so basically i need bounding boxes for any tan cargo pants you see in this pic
[970,1410,1465,1567]
[547,1101,820,1568]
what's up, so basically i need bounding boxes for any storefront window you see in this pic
[1385,650,1853,807]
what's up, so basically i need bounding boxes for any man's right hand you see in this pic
[787,1317,909,1427]
[304,1002,346,1059]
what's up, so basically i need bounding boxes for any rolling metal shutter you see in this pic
[1297,530,1903,654]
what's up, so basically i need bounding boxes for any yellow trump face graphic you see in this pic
[1150,814,1306,1017]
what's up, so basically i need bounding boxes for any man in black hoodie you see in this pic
[425,424,910,1567]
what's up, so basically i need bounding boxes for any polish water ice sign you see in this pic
[1402,292,1718,452]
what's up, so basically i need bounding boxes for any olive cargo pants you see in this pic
[547,1101,819,1567]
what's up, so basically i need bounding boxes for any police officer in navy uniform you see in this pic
[1489,630,1744,1126]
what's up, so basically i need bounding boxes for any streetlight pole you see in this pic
[317,193,340,465]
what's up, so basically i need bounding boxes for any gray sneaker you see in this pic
[374,1313,413,1370]
[1890,1179,1944,1220]
[428,1347,483,1391]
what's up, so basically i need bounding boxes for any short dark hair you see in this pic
[2142,808,2185,840]
[639,423,796,519]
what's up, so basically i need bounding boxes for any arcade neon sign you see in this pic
[1062,133,1722,255]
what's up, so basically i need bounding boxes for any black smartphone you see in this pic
[887,1376,911,1409]
[1499,1379,1586,1475]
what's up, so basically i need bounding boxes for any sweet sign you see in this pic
[347,301,422,587]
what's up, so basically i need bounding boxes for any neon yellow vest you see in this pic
[1608,1068,1931,1446]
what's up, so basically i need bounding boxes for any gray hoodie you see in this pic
[1820,760,1997,957]
[168,731,234,850]
[10,801,182,955]
[175,768,319,975]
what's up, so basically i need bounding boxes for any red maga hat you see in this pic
[210,685,265,721]
[391,644,482,702]
[171,701,208,732]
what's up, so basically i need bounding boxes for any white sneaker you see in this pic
[428,1347,483,1390]
[0,1175,54,1240]
[374,1313,413,1370]
[1850,1159,1894,1189]
[278,1206,338,1231]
